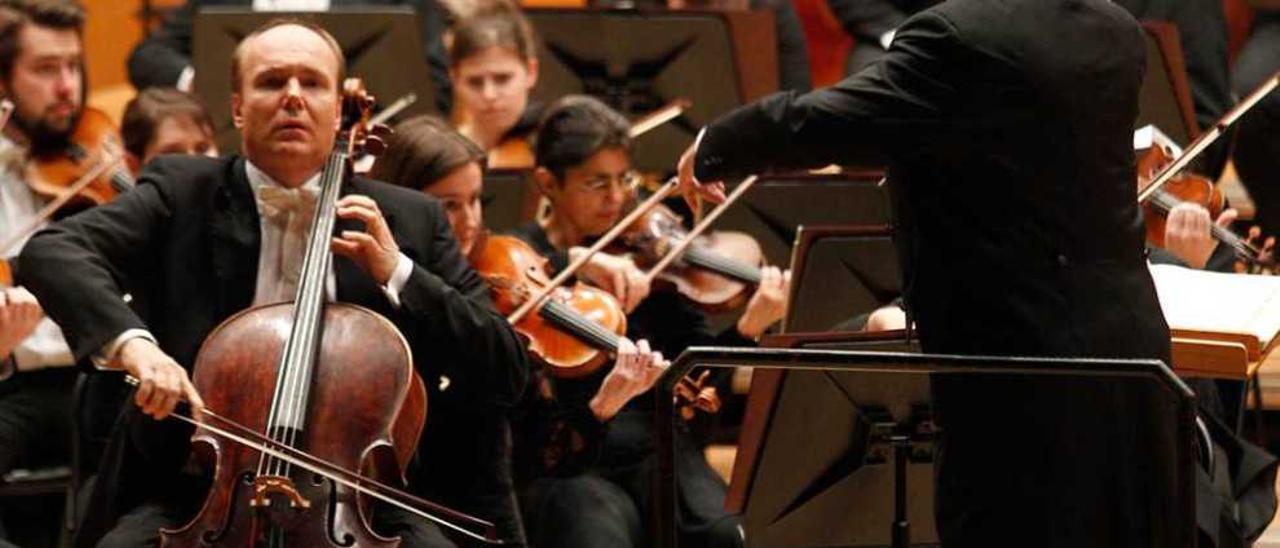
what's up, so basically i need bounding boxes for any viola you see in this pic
[618,203,764,313]
[159,79,494,546]
[470,232,720,417]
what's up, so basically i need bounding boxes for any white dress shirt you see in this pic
[0,136,74,372]
[98,160,413,365]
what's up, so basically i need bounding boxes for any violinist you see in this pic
[371,114,677,546]
[0,3,87,536]
[19,20,528,547]
[447,0,542,168]
[674,0,1174,544]
[507,95,786,548]
[119,87,219,177]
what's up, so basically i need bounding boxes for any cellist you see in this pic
[19,20,529,547]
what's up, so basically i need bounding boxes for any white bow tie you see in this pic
[256,185,318,297]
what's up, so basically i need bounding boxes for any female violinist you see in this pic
[371,115,672,544]
[447,0,542,169]
[507,95,787,548]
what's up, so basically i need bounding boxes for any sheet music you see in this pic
[1149,263,1280,348]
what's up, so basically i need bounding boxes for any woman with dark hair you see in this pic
[373,115,669,547]
[508,95,789,548]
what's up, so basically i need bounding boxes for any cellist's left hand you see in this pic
[332,194,401,285]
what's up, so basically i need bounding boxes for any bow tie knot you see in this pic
[257,185,318,223]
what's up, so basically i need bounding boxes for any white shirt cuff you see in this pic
[176,66,195,92]
[92,329,157,370]
[381,253,414,309]
[879,29,897,50]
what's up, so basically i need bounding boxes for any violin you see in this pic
[160,79,495,546]
[25,106,134,211]
[470,232,720,417]
[1137,141,1274,271]
[618,203,764,313]
[0,107,134,266]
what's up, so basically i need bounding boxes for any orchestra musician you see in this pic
[120,87,219,177]
[370,113,673,546]
[19,19,529,547]
[0,5,104,544]
[503,95,787,548]
[675,0,1177,544]
[447,0,541,167]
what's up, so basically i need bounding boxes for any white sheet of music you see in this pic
[1149,263,1280,348]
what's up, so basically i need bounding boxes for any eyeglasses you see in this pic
[578,171,642,194]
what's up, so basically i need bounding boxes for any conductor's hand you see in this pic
[677,141,726,208]
[590,338,667,421]
[332,194,401,285]
[118,338,204,421]
[0,286,43,363]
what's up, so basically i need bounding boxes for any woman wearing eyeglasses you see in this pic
[508,95,787,548]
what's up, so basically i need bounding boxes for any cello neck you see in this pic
[263,138,349,449]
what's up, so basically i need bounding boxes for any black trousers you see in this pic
[96,500,456,547]
[1233,13,1280,235]
[0,367,76,475]
[520,425,742,548]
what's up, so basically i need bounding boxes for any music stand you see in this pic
[192,7,439,153]
[481,169,542,233]
[784,224,900,333]
[1137,21,1200,145]
[526,7,777,173]
[715,172,890,271]
[653,347,1198,547]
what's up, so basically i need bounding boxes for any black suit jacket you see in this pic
[695,1,1183,545]
[128,0,453,113]
[17,155,529,544]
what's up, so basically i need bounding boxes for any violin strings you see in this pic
[540,299,621,351]
[682,245,762,283]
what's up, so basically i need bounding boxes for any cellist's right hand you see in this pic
[117,338,205,420]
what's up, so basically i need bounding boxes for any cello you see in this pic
[157,80,492,547]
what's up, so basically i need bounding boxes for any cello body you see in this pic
[159,303,425,547]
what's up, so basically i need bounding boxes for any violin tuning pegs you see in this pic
[372,124,394,139]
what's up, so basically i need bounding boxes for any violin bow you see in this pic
[628,99,691,139]
[507,177,680,324]
[0,150,122,257]
[641,175,760,283]
[1137,70,1279,203]
[122,376,503,544]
